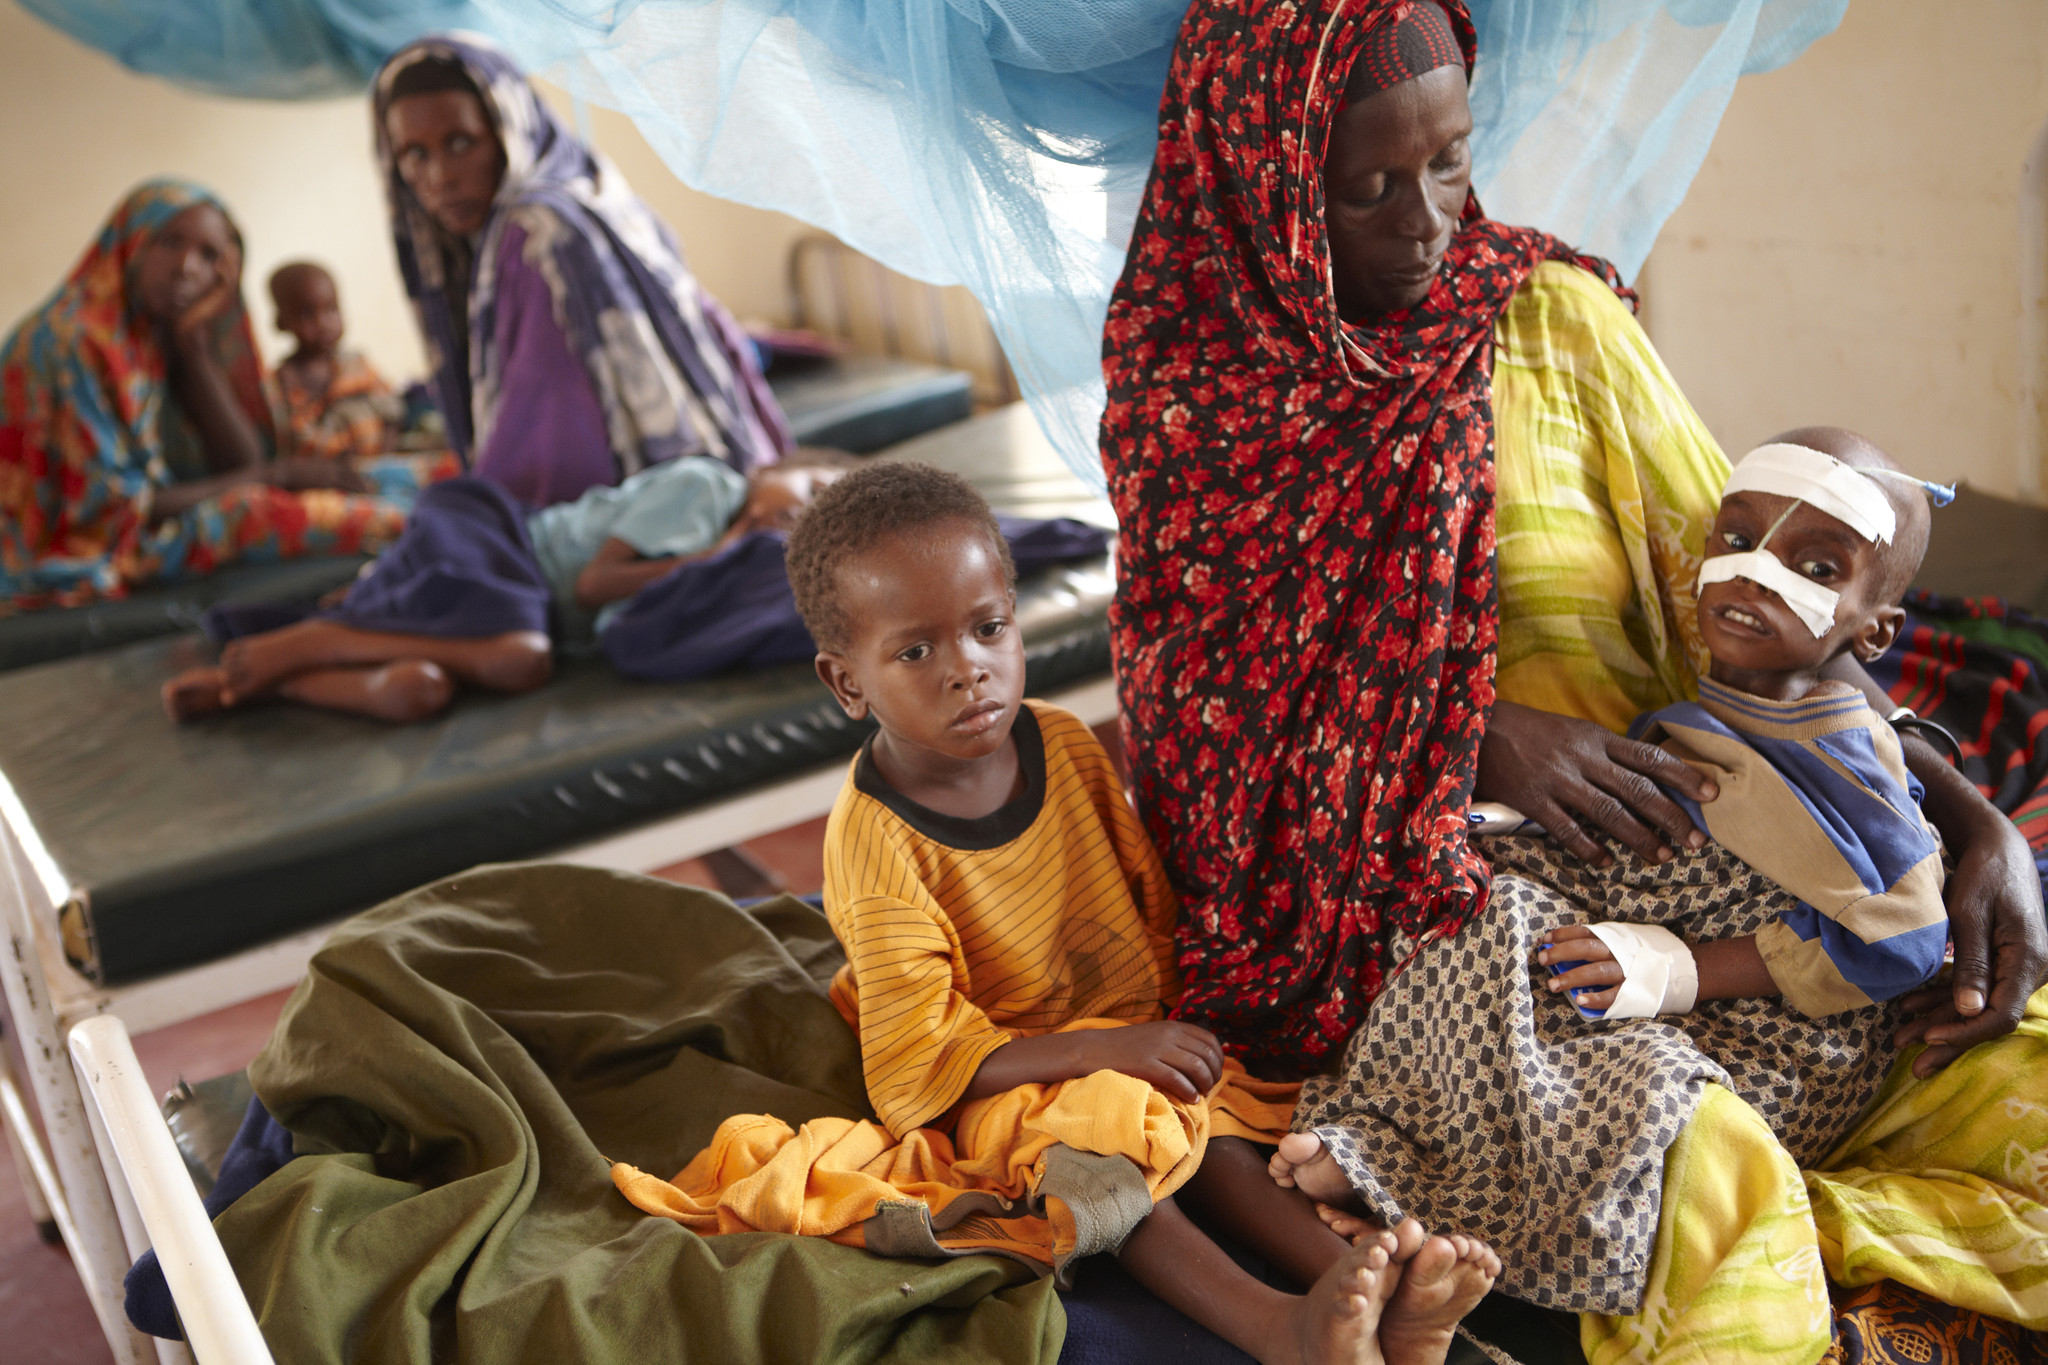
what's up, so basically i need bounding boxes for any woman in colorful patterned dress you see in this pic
[1101,1,2048,1359]
[372,35,790,510]
[0,181,405,614]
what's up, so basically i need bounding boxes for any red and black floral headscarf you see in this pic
[1100,0,1634,1077]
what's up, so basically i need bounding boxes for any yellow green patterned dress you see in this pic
[1489,261,2048,1364]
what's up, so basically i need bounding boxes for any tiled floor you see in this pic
[0,820,829,1364]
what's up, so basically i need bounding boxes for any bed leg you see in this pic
[0,1019,59,1239]
[0,824,157,1364]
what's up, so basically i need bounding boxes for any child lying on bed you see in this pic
[161,456,835,723]
[611,461,1500,1365]
[1268,428,1957,1315]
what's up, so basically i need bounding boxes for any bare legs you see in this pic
[163,619,552,722]
[1265,1133,1503,1364]
[1113,1137,1498,1365]
[1118,1191,1401,1365]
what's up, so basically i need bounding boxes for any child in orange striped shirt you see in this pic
[613,462,1500,1365]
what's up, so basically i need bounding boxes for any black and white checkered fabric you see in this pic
[1295,835,1901,1314]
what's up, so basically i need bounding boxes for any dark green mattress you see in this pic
[0,354,973,675]
[0,404,1109,986]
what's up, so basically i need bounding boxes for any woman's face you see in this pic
[132,203,238,324]
[1323,65,1474,320]
[386,90,507,237]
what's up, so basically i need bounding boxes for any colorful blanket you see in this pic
[1870,591,2048,891]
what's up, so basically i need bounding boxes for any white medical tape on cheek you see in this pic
[1723,443,1897,545]
[1697,550,1840,639]
[1583,923,1699,1019]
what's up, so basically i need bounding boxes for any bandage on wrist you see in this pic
[1583,922,1699,1019]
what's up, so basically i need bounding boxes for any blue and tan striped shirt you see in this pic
[1631,678,1947,1018]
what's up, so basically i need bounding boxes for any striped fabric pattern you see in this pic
[1490,260,1731,736]
[823,702,1181,1138]
[1870,591,2048,894]
[1634,678,1947,1017]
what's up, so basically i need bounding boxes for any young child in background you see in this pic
[612,462,1502,1365]
[1271,427,1956,1317]
[268,262,409,461]
[161,456,835,723]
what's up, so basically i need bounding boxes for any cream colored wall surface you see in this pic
[1644,0,2048,501]
[0,3,425,377]
[0,5,815,381]
[529,86,818,329]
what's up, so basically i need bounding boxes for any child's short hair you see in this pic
[268,261,333,313]
[786,461,1015,653]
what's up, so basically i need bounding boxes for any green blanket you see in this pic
[220,863,1062,1363]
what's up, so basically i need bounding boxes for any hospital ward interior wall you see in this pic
[1644,0,2048,502]
[9,2,2048,500]
[0,2,813,381]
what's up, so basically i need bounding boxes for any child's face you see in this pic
[818,519,1025,767]
[1698,489,1901,676]
[735,466,841,537]
[275,273,344,354]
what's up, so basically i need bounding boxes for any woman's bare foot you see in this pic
[277,661,455,722]
[1378,1230,1500,1365]
[1271,1132,1365,1210]
[219,625,322,702]
[1278,1235,1401,1365]
[162,666,232,721]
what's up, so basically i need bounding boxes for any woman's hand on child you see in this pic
[1477,702,1717,868]
[1895,783,2048,1076]
[1078,1021,1226,1103]
[1536,924,1624,1012]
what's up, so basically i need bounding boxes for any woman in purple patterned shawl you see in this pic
[373,35,791,509]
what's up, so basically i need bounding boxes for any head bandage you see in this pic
[1580,922,1698,1019]
[1723,443,1902,543]
[1697,442,1955,639]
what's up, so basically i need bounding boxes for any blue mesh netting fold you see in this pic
[21,0,1846,483]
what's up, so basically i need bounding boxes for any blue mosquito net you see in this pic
[21,0,1847,485]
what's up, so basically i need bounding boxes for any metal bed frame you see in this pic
[0,674,1118,1364]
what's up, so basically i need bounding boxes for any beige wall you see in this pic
[1644,0,2048,501]
[12,0,2048,502]
[0,4,812,381]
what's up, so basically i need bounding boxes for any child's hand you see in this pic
[1072,1021,1225,1103]
[1536,924,1626,1012]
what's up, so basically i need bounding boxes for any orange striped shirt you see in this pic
[824,701,1181,1138]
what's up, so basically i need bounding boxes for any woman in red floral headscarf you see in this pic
[1103,2,2048,1359]
[1102,0,2042,1085]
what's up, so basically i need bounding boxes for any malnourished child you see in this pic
[613,461,1503,1365]
[1271,427,1955,1314]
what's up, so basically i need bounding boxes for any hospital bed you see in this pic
[0,400,1110,1364]
[34,462,2048,1365]
[0,353,974,675]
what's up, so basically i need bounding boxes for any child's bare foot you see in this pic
[1271,1132,1365,1211]
[1277,1234,1400,1365]
[162,667,232,721]
[1378,1229,1500,1365]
